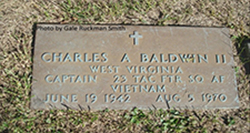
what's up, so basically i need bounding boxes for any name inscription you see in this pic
[31,25,239,110]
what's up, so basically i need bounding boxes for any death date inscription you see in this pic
[44,93,228,104]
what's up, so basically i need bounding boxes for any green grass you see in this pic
[0,0,249,132]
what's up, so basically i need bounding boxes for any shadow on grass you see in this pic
[235,35,250,75]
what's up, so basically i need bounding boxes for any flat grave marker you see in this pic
[31,24,239,110]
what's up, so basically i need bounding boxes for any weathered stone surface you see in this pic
[31,24,239,110]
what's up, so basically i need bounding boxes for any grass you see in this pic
[0,0,249,132]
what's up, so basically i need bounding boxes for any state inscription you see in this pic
[31,24,239,110]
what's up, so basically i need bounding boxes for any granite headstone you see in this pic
[31,24,239,110]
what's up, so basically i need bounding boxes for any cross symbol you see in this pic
[129,31,142,45]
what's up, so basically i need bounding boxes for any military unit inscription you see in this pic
[31,24,239,110]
